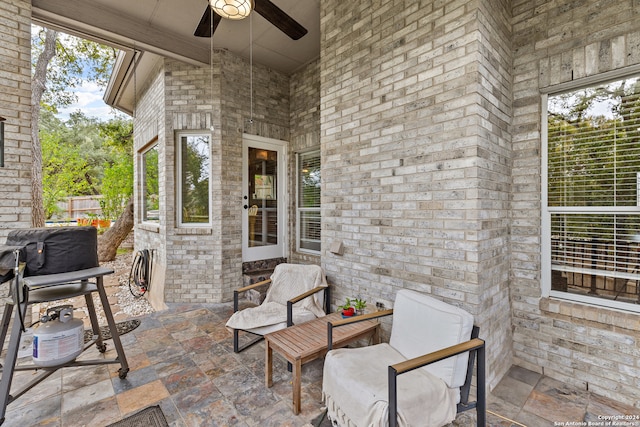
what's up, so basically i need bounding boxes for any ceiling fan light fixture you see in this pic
[209,0,253,20]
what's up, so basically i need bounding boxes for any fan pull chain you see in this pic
[133,44,137,119]
[249,12,254,125]
[214,10,215,132]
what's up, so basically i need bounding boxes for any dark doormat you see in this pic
[83,319,141,343]
[106,405,169,427]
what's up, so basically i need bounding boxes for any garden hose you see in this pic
[128,249,154,298]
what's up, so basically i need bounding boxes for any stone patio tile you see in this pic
[491,373,535,409]
[61,378,114,414]
[62,396,120,426]
[115,379,170,415]
[2,394,61,427]
[522,377,588,423]
[506,365,541,386]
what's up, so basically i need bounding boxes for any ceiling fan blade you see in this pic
[254,0,308,40]
[194,6,222,37]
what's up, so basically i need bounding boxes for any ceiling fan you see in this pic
[194,0,308,40]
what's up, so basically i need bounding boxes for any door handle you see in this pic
[244,205,248,209]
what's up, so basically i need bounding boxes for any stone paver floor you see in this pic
[1,300,638,426]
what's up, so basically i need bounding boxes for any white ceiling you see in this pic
[31,0,321,74]
[31,0,320,114]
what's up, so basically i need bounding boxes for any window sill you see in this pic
[174,227,212,235]
[138,223,160,233]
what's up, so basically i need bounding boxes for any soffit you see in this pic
[31,0,320,74]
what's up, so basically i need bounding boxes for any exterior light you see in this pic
[210,0,253,20]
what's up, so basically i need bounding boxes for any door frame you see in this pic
[242,134,288,262]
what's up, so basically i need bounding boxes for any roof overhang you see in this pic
[31,0,320,114]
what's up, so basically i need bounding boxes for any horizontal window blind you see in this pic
[298,150,321,253]
[548,82,640,207]
[551,213,640,274]
[299,210,321,251]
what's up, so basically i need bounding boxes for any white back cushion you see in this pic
[389,289,474,388]
[263,263,327,317]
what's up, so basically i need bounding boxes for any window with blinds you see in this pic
[297,150,321,253]
[546,75,640,308]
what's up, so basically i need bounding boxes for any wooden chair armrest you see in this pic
[327,309,393,350]
[390,338,485,375]
[235,278,272,293]
[286,286,328,327]
[331,309,394,327]
[233,278,272,312]
[288,285,327,304]
[387,338,486,427]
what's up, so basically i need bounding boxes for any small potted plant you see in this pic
[354,298,367,315]
[86,212,99,227]
[338,298,355,318]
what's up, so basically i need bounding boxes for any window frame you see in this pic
[541,67,640,314]
[176,130,212,227]
[296,149,321,254]
[140,142,159,225]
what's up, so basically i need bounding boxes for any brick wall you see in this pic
[0,0,31,238]
[164,58,221,303]
[475,0,514,390]
[319,0,513,389]
[132,57,165,309]
[289,58,321,265]
[511,0,640,406]
[218,50,290,301]
[134,50,290,303]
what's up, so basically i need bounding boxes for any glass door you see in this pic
[242,135,287,262]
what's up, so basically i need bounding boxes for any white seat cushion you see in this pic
[226,302,319,335]
[323,344,457,427]
[240,306,318,336]
[389,290,474,388]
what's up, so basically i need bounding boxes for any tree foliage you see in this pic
[181,137,209,222]
[40,110,93,218]
[39,110,133,220]
[32,26,117,113]
[99,119,134,219]
[32,25,134,222]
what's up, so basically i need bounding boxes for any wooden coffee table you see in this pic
[265,312,380,414]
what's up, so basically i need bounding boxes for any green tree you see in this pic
[31,26,117,226]
[181,138,209,222]
[32,26,135,261]
[40,111,93,218]
[38,111,133,220]
[99,119,134,219]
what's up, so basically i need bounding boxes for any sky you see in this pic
[55,80,122,121]
[32,25,127,122]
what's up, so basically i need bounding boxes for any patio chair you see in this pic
[322,289,485,427]
[226,263,330,353]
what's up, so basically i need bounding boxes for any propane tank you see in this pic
[33,305,84,367]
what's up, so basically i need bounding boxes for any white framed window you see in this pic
[177,132,211,226]
[542,71,640,313]
[141,143,159,224]
[297,150,321,253]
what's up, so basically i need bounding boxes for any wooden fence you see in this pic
[56,195,102,219]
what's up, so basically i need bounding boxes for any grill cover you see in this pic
[5,227,98,277]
